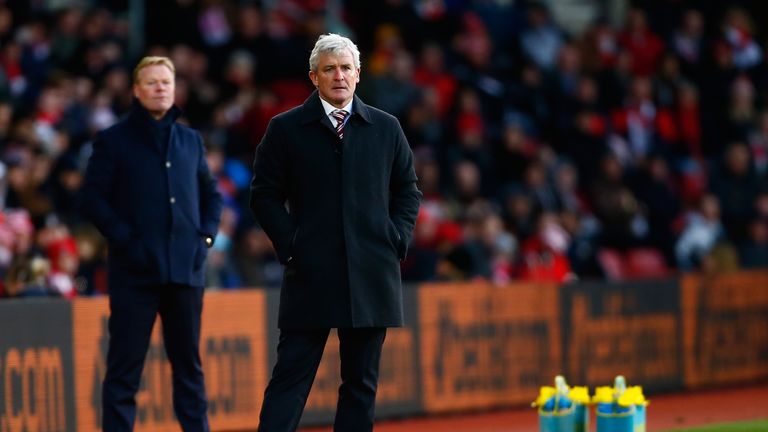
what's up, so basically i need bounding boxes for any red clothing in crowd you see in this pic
[619,29,665,76]
[517,236,572,282]
[413,67,457,118]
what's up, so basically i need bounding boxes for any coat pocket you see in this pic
[283,227,303,279]
[386,219,403,258]
[289,226,300,258]
[193,237,208,270]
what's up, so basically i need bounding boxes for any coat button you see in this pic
[170,197,176,204]
[166,161,171,168]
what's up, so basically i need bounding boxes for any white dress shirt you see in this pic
[319,97,353,127]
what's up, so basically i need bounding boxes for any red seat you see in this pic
[623,247,669,279]
[597,248,625,280]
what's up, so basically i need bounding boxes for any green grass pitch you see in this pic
[663,418,768,432]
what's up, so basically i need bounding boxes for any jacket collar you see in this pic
[128,97,182,127]
[299,90,372,125]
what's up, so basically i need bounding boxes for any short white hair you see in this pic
[309,33,361,71]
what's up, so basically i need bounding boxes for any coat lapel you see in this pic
[298,90,374,139]
[299,90,338,138]
[351,94,373,124]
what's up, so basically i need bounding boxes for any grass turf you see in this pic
[663,418,768,431]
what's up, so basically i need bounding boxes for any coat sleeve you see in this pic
[80,132,132,246]
[196,132,223,238]
[250,118,296,264]
[389,119,423,260]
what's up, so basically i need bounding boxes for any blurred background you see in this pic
[1,0,768,299]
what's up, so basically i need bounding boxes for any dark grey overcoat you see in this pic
[250,91,422,328]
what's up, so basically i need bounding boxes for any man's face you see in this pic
[133,64,175,119]
[309,49,359,108]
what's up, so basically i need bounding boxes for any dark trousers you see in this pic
[258,327,387,432]
[102,283,209,432]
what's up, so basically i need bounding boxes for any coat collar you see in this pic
[127,97,182,127]
[298,90,372,125]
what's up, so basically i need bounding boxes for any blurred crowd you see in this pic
[1,0,768,298]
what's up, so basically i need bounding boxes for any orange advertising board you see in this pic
[6,271,762,429]
[564,281,682,389]
[0,300,75,431]
[72,290,269,431]
[681,271,768,387]
[418,282,562,412]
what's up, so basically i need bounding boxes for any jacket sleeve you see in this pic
[389,119,423,260]
[80,132,132,246]
[250,118,296,263]
[197,132,223,238]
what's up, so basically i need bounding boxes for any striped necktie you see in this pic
[331,109,349,139]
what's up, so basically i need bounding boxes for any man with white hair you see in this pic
[250,33,421,431]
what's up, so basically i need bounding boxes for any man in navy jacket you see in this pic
[82,56,222,432]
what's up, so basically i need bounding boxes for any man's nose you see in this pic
[334,68,345,80]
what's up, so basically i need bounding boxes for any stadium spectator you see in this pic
[675,194,726,270]
[671,9,707,79]
[516,211,573,282]
[502,186,537,244]
[632,155,680,264]
[363,47,420,120]
[739,217,768,269]
[552,160,587,214]
[618,8,665,77]
[0,1,767,296]
[589,153,647,249]
[720,7,762,71]
[494,118,537,188]
[412,42,457,119]
[402,204,442,282]
[519,3,563,71]
[41,220,79,298]
[524,159,560,212]
[711,142,761,243]
[748,111,768,178]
